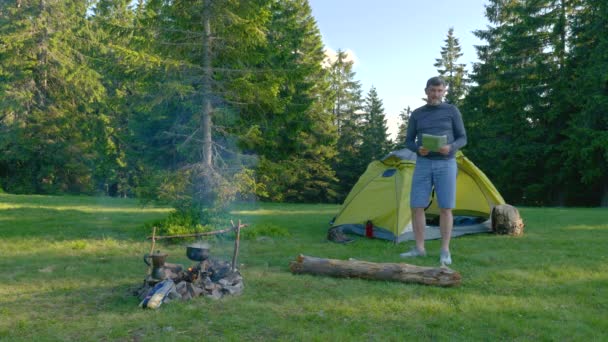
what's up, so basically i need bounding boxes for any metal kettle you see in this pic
[143,250,168,280]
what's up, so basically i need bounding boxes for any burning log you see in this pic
[289,254,461,287]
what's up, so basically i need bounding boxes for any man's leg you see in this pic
[412,207,427,253]
[401,158,432,258]
[435,159,457,265]
[439,208,453,252]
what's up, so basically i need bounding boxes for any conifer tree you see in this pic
[235,0,338,202]
[326,49,364,200]
[359,87,391,164]
[434,27,467,107]
[328,50,363,134]
[463,0,583,205]
[395,106,412,147]
[0,0,109,194]
[117,0,273,210]
[563,0,608,206]
[88,0,143,197]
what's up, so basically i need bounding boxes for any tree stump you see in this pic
[491,204,524,236]
[289,255,461,287]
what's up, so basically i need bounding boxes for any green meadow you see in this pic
[1,193,606,341]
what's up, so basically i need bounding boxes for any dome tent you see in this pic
[330,149,505,243]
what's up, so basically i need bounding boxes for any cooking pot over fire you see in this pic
[186,242,210,262]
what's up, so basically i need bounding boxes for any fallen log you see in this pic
[289,254,461,287]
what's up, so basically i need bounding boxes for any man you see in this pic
[401,76,467,265]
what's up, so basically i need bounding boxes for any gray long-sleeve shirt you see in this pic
[405,103,467,159]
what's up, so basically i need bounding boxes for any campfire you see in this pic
[135,221,247,309]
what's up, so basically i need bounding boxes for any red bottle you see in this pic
[365,220,373,238]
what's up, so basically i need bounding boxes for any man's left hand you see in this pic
[438,145,451,156]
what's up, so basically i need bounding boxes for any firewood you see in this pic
[289,255,461,287]
[176,281,188,297]
[191,285,204,297]
[208,289,222,300]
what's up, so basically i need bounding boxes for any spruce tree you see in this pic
[434,27,468,107]
[0,0,109,194]
[118,0,272,210]
[88,0,143,197]
[359,87,391,164]
[463,0,582,205]
[563,0,608,206]
[235,0,338,203]
[395,106,412,147]
[327,49,364,201]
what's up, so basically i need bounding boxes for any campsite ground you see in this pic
[0,193,606,341]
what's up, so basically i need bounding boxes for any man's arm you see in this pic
[451,107,467,151]
[405,114,418,153]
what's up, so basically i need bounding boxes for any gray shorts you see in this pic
[410,157,457,209]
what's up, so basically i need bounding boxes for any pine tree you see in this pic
[328,50,364,134]
[434,27,467,107]
[116,0,273,209]
[395,106,412,147]
[563,0,608,206]
[88,0,143,197]
[359,87,391,164]
[237,0,338,203]
[326,49,364,200]
[0,0,109,194]
[463,0,582,205]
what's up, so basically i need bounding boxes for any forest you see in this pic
[1,0,606,209]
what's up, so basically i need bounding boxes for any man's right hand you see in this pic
[418,146,430,156]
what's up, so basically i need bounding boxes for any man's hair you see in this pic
[426,76,447,89]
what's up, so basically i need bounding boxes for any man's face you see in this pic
[425,84,446,105]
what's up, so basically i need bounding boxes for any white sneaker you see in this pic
[400,248,426,258]
[440,250,452,265]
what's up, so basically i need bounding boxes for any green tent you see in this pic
[331,149,505,243]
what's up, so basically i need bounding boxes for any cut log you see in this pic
[491,204,524,236]
[289,255,461,287]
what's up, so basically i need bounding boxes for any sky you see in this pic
[308,0,491,138]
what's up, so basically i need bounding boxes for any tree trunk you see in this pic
[201,0,213,169]
[601,182,608,208]
[289,255,461,287]
[38,0,48,101]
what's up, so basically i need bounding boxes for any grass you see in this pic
[0,193,607,341]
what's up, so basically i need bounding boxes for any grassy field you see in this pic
[0,193,607,341]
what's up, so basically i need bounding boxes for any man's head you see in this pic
[425,76,447,106]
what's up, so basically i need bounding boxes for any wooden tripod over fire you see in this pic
[147,220,249,272]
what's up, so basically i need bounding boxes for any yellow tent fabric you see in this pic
[331,150,505,242]
[427,153,505,217]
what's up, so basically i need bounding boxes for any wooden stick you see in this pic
[149,226,157,254]
[231,220,242,271]
[145,226,157,277]
[146,223,248,240]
